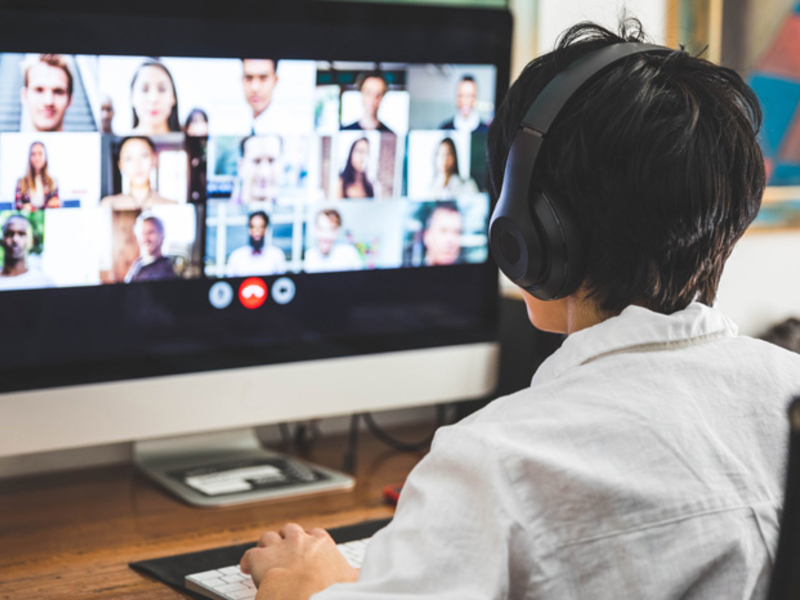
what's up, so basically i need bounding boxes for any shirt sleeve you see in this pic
[313,425,531,600]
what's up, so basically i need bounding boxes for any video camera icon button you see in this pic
[272,277,296,305]
[239,278,268,309]
[208,282,234,310]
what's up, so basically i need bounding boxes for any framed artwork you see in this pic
[747,1,800,230]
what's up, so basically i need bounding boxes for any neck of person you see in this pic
[141,250,162,265]
[138,122,170,135]
[129,183,151,205]
[241,190,271,205]
[521,286,615,336]
[2,257,27,277]
[359,113,379,130]
[253,102,271,120]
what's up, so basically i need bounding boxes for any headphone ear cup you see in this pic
[530,188,585,300]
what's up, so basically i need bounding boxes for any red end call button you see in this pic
[238,278,268,309]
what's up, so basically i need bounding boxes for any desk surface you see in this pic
[0,428,427,599]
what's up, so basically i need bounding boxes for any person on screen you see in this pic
[0,214,53,290]
[242,59,280,134]
[226,210,286,277]
[238,20,800,600]
[130,60,181,135]
[430,137,478,199]
[100,137,177,210]
[439,75,489,133]
[20,54,73,133]
[341,71,393,133]
[100,94,115,135]
[124,213,176,283]
[15,141,59,210]
[336,137,374,199]
[232,135,284,205]
[184,108,209,137]
[304,209,362,273]
[422,202,462,266]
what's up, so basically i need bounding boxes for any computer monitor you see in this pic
[0,1,510,504]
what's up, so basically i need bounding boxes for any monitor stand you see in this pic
[133,427,354,507]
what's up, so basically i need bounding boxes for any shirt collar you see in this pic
[454,111,480,132]
[532,302,738,385]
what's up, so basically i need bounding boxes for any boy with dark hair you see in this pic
[239,21,800,600]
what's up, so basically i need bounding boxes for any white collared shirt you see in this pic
[317,303,800,599]
[225,245,286,277]
[453,111,481,132]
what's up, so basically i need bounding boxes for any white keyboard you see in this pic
[185,537,370,600]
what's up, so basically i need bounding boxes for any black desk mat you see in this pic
[129,518,391,599]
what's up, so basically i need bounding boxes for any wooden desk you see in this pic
[0,429,428,599]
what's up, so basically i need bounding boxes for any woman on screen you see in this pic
[15,141,59,210]
[100,137,177,210]
[430,137,477,200]
[184,108,209,137]
[130,60,181,134]
[337,137,374,199]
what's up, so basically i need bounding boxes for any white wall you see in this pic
[716,232,800,336]
[536,0,667,55]
[509,0,667,81]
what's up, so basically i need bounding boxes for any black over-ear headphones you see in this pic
[489,42,672,300]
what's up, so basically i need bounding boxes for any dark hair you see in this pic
[184,108,208,132]
[241,58,280,70]
[120,136,157,155]
[141,214,165,236]
[130,60,181,132]
[249,210,270,228]
[760,318,800,354]
[460,74,476,86]
[24,54,73,97]
[341,137,374,198]
[355,70,387,91]
[318,209,342,228]
[424,200,460,230]
[2,214,31,237]
[239,134,283,157]
[487,20,765,314]
[438,137,460,178]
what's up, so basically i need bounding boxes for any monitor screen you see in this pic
[0,1,510,459]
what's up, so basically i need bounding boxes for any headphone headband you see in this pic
[490,41,674,300]
[522,43,672,135]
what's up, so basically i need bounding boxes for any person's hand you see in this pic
[240,523,359,600]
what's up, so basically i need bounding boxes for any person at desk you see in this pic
[232,135,284,205]
[20,54,74,133]
[238,20,800,599]
[341,71,393,133]
[439,75,489,133]
[129,60,181,135]
[101,137,177,210]
[0,214,53,290]
[124,213,176,283]
[242,59,280,135]
[15,141,59,210]
[226,210,286,277]
[304,209,362,273]
[336,137,374,199]
[422,201,463,266]
[429,137,478,200]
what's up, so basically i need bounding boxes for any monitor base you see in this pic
[133,428,354,507]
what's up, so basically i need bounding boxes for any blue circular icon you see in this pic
[271,277,296,305]
[208,281,234,309]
